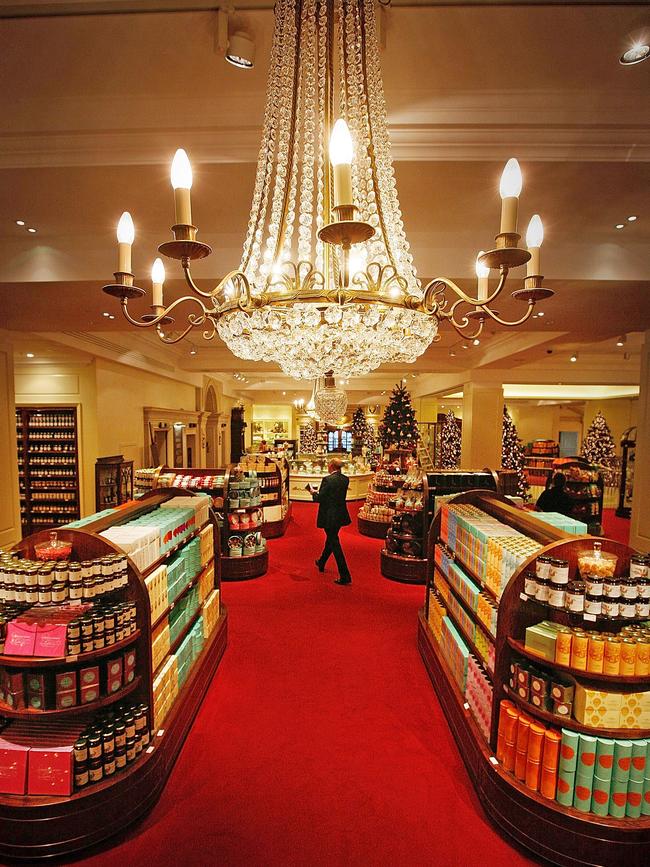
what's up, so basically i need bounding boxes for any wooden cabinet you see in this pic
[95,455,134,511]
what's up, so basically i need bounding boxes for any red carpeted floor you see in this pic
[80,502,538,867]
[602,508,631,545]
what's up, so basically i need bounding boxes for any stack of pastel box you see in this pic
[447,562,480,611]
[152,654,179,729]
[465,655,492,741]
[101,524,160,573]
[530,511,589,535]
[198,561,215,604]
[160,493,210,529]
[144,564,168,625]
[474,628,495,673]
[574,684,650,730]
[440,617,470,692]
[168,586,200,645]
[166,552,188,605]
[202,589,221,640]
[199,524,214,565]
[151,618,171,672]
[476,592,497,638]
[426,590,446,642]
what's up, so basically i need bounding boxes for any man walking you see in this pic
[310,458,352,585]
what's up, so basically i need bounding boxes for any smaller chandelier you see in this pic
[314,372,347,424]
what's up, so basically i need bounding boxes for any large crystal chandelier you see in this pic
[314,373,348,423]
[103,0,553,380]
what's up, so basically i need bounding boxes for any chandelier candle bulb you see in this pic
[330,119,353,209]
[170,149,193,226]
[151,258,165,308]
[526,215,544,276]
[499,158,523,236]
[116,211,135,274]
[475,251,490,301]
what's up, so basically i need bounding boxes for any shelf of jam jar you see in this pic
[506,637,650,685]
[151,558,213,631]
[434,565,496,641]
[518,594,650,626]
[0,676,141,719]
[230,505,263,513]
[503,683,650,739]
[0,629,141,669]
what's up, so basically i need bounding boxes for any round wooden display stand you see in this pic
[0,491,227,860]
[357,515,391,539]
[221,549,269,581]
[419,490,650,867]
[261,506,292,539]
[380,549,427,584]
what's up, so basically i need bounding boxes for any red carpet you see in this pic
[602,508,631,545]
[80,502,537,867]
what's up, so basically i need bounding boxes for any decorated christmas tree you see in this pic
[300,423,318,453]
[351,407,368,448]
[581,410,616,482]
[379,383,420,450]
[364,424,377,454]
[502,405,529,499]
[439,410,461,469]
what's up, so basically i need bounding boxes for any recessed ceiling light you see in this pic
[189,348,197,356]
[616,334,626,347]
[26,353,34,358]
[27,227,37,233]
[570,353,578,363]
[472,338,480,346]
[628,215,637,222]
[620,42,650,66]
[449,350,456,357]
[461,343,469,350]
[102,312,110,317]
[615,224,625,229]
[282,391,286,395]
[108,314,115,320]
[15,220,25,226]
[537,310,544,317]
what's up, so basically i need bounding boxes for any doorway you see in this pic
[559,430,579,457]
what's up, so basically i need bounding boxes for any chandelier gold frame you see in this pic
[103,0,553,376]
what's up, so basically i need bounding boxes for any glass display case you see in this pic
[95,455,134,511]
[288,453,372,501]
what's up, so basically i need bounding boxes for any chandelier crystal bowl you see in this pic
[103,0,553,380]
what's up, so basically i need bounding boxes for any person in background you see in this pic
[535,472,574,517]
[309,458,352,585]
[258,440,269,453]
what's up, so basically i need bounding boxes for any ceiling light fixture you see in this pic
[615,224,625,229]
[189,347,197,355]
[26,353,34,358]
[16,220,25,227]
[628,215,637,222]
[616,334,626,347]
[473,338,480,346]
[102,312,110,317]
[620,42,650,65]
[570,353,578,363]
[27,228,37,234]
[216,8,255,69]
[103,0,552,380]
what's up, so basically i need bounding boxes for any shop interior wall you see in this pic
[252,404,294,443]
[95,359,197,469]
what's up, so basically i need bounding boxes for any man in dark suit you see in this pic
[311,458,352,585]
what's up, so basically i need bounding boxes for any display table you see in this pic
[289,471,372,502]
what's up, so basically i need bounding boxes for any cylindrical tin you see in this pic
[559,729,579,772]
[570,632,589,671]
[603,637,621,675]
[595,738,615,781]
[554,628,572,666]
[620,639,637,675]
[586,635,605,673]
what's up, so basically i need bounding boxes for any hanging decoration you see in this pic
[314,372,347,424]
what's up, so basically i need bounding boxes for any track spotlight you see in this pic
[217,9,255,69]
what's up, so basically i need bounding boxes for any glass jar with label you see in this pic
[536,556,552,580]
[620,597,638,619]
[637,577,650,600]
[548,581,566,609]
[603,577,621,599]
[524,572,539,597]
[630,555,648,579]
[565,581,585,613]
[89,758,103,784]
[74,763,89,789]
[637,598,650,618]
[549,558,570,584]
[601,598,620,618]
[584,574,604,596]
[584,593,602,616]
[621,578,638,600]
[51,581,67,604]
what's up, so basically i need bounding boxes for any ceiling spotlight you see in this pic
[217,10,254,69]
[461,343,469,350]
[189,347,197,356]
[26,353,34,358]
[615,224,625,229]
[449,349,456,357]
[102,312,110,317]
[570,353,578,363]
[616,334,626,347]
[27,227,37,233]
[472,338,480,346]
[620,42,650,66]
[628,215,637,222]
[537,310,544,317]
[282,391,286,396]
[108,314,115,320]
[15,220,25,226]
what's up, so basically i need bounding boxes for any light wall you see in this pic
[95,359,197,468]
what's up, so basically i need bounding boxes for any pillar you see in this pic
[0,334,21,546]
[461,381,504,470]
[630,330,650,553]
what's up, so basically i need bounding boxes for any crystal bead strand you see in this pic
[297,0,318,266]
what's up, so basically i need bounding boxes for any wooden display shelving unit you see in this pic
[554,457,605,535]
[418,490,650,867]
[16,407,81,538]
[0,489,227,860]
[381,470,498,585]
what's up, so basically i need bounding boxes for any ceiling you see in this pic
[1,2,649,401]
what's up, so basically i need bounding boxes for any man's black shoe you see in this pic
[334,577,351,585]
[315,560,325,573]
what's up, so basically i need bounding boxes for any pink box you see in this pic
[28,746,73,796]
[0,740,29,795]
